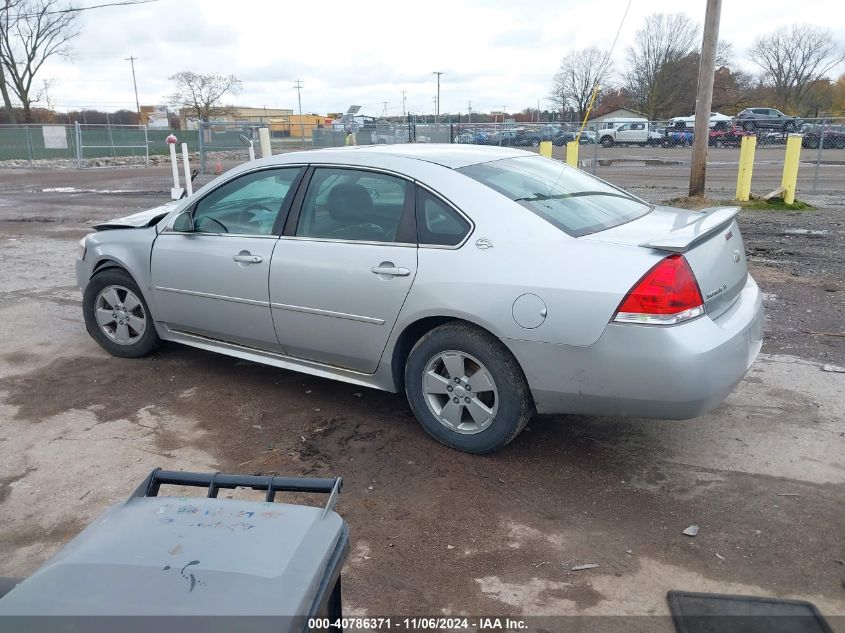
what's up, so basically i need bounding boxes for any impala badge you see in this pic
[706,283,728,299]
[732,250,741,263]
[475,238,493,250]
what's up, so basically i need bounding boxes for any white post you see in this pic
[181,143,193,197]
[259,127,272,158]
[168,142,181,199]
[248,143,256,161]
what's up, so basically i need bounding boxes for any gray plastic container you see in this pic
[0,469,348,632]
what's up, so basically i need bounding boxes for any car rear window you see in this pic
[457,156,651,237]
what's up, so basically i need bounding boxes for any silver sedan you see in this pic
[76,145,763,453]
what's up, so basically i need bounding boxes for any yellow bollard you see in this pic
[735,135,757,202]
[780,133,802,204]
[539,140,552,158]
[566,141,579,168]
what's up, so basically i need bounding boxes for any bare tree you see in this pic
[550,47,613,122]
[169,71,243,123]
[0,0,78,123]
[623,13,700,120]
[749,24,845,114]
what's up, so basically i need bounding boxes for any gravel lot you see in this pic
[0,158,843,630]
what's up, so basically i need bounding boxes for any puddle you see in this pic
[781,229,829,236]
[40,187,157,195]
[582,158,687,168]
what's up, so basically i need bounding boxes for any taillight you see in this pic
[613,254,705,325]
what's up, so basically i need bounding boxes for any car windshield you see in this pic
[457,156,652,237]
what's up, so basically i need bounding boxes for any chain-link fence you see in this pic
[0,123,200,168]
[448,117,845,197]
[2,116,843,199]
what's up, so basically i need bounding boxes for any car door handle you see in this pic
[233,253,263,264]
[371,265,410,277]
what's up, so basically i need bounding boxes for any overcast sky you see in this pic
[39,0,845,117]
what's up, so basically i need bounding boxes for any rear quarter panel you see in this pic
[391,163,665,347]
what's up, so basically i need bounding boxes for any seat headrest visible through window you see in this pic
[327,183,372,221]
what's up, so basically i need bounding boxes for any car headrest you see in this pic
[327,183,373,221]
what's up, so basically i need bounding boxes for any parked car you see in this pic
[668,112,732,129]
[736,108,802,132]
[709,126,754,147]
[483,130,523,146]
[597,119,662,146]
[801,126,845,149]
[663,129,694,147]
[453,131,484,144]
[551,130,577,146]
[76,145,762,454]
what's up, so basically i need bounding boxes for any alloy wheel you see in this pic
[94,285,146,345]
[422,350,498,434]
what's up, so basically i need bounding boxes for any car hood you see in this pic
[93,201,179,230]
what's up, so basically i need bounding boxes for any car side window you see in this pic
[192,168,302,235]
[296,168,408,243]
[416,188,470,247]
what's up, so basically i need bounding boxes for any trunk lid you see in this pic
[585,206,748,318]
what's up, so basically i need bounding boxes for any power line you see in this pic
[6,0,158,19]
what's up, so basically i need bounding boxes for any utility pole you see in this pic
[294,79,304,141]
[432,71,443,122]
[689,0,722,197]
[125,56,140,123]
[467,100,472,123]
[401,90,407,119]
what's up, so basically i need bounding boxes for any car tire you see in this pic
[600,136,613,147]
[404,322,534,454]
[83,268,159,359]
[834,138,845,150]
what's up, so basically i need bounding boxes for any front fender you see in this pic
[79,227,158,317]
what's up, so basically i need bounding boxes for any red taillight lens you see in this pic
[613,254,705,325]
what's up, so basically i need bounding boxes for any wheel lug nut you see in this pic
[447,386,453,392]
[466,385,471,391]
[464,397,470,403]
[454,377,460,383]
[453,397,460,404]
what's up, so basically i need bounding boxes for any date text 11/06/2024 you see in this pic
[307,617,528,630]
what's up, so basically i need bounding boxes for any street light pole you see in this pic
[689,0,722,196]
[125,55,140,123]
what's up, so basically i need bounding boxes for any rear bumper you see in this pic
[504,274,764,419]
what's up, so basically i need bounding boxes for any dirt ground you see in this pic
[0,161,843,630]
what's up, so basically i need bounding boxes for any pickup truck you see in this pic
[597,120,663,147]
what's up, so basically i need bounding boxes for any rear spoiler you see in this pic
[640,206,741,253]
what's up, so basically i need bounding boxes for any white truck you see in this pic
[596,118,662,147]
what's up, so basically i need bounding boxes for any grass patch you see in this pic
[660,195,815,212]
[739,197,814,211]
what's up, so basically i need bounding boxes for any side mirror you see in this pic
[172,211,195,232]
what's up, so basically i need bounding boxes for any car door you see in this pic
[269,166,418,373]
[150,166,304,350]
[615,123,631,143]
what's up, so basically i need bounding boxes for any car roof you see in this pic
[298,144,532,169]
